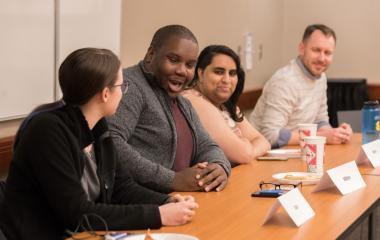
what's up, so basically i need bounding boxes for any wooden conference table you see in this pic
[71,134,380,240]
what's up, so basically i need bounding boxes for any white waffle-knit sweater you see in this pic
[249,58,330,148]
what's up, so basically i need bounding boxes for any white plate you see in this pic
[267,149,301,158]
[272,172,321,185]
[125,233,199,240]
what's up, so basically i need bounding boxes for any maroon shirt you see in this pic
[171,100,194,171]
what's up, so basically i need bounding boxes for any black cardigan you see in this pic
[0,105,168,240]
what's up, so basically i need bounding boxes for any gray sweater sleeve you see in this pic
[180,98,231,176]
[107,80,175,193]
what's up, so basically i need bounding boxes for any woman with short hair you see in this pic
[0,48,197,240]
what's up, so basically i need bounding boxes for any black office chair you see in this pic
[327,78,368,127]
[0,180,7,240]
[0,180,5,203]
[0,228,5,240]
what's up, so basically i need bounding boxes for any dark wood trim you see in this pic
[368,84,380,101]
[237,84,380,111]
[0,136,14,177]
[237,89,262,111]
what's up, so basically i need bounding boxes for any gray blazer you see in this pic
[107,62,231,193]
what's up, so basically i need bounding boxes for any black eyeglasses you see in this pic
[259,181,302,191]
[110,81,129,94]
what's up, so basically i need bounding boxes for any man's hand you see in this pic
[339,123,353,143]
[171,162,228,192]
[318,123,352,144]
[196,163,228,192]
[171,165,205,191]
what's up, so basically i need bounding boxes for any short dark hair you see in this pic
[149,25,198,50]
[59,48,121,105]
[190,45,244,122]
[17,48,120,140]
[302,24,336,43]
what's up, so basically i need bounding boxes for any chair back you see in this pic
[0,229,6,240]
[327,78,368,127]
[0,180,6,240]
[0,180,5,204]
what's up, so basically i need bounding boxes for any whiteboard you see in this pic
[0,0,55,120]
[0,0,121,121]
[57,0,121,98]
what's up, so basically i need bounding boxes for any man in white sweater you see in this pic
[249,24,352,148]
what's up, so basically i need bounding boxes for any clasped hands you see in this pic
[172,162,228,192]
[318,123,353,145]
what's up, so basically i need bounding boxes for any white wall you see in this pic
[2,1,380,136]
[282,0,380,84]
[121,0,283,90]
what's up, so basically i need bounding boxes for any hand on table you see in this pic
[171,162,228,192]
[171,164,206,191]
[195,162,228,192]
[167,194,195,203]
[318,123,352,144]
[159,197,198,226]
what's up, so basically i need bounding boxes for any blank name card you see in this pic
[264,188,315,227]
[313,161,366,195]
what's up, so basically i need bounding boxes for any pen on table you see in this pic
[105,232,130,240]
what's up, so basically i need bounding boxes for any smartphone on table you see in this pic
[251,189,284,198]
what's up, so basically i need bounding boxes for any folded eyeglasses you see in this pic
[259,180,302,191]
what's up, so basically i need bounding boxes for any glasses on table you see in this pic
[110,81,129,94]
[259,180,302,191]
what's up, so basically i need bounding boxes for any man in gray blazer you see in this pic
[108,25,231,193]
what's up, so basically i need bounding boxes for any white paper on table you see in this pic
[313,161,366,195]
[263,200,281,225]
[312,173,335,192]
[263,188,315,227]
[355,148,368,165]
[356,140,380,167]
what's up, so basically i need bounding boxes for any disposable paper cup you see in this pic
[298,123,317,161]
[304,136,326,175]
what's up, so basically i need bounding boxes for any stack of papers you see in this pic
[267,149,301,159]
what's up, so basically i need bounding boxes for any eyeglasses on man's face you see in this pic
[259,181,302,191]
[110,81,129,94]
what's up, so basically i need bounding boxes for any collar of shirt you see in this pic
[295,57,321,81]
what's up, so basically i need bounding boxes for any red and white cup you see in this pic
[298,123,317,161]
[304,136,326,175]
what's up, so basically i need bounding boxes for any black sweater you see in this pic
[0,105,168,240]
